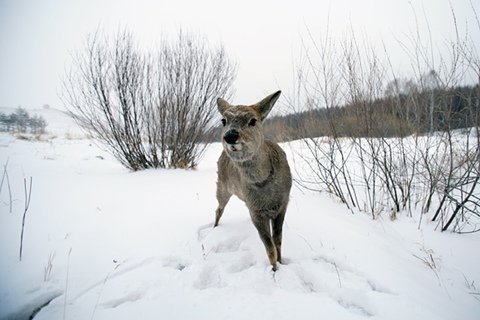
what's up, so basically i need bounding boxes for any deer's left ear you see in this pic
[255,90,281,121]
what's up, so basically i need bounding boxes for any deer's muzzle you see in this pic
[224,129,240,145]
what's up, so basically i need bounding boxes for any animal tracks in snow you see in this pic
[40,221,393,319]
[101,290,144,309]
[196,220,394,317]
[275,257,382,317]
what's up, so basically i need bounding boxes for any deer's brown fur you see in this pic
[214,90,292,271]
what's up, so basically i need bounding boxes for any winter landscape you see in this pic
[1,1,480,319]
[0,107,479,320]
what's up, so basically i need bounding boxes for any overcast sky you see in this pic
[0,0,478,110]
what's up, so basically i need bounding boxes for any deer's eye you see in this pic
[221,119,226,127]
[248,118,257,127]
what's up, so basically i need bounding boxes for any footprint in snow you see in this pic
[194,265,224,290]
[102,290,144,309]
[196,223,214,241]
[272,256,393,318]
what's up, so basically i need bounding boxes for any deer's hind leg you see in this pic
[251,213,278,271]
[272,207,286,264]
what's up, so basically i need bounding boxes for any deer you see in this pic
[214,90,292,271]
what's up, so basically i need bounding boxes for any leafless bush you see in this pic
[428,127,480,232]
[62,29,235,170]
[291,8,479,232]
[289,27,359,213]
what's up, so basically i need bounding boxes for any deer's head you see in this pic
[217,90,281,162]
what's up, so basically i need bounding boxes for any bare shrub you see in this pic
[62,29,236,170]
[291,8,479,232]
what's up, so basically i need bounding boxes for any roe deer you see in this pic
[214,90,292,271]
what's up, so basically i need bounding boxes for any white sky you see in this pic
[0,0,478,110]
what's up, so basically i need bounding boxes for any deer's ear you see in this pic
[217,98,231,115]
[255,90,281,121]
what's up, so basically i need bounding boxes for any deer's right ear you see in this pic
[217,98,231,115]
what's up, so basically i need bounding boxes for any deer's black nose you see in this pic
[224,129,239,145]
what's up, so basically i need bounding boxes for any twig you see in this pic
[413,249,441,284]
[0,160,13,213]
[91,260,122,320]
[44,251,56,282]
[64,248,72,320]
[333,262,342,288]
[0,159,6,192]
[201,243,213,261]
[470,292,480,303]
[19,176,33,261]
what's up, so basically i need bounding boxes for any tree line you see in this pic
[260,81,479,142]
[0,107,47,134]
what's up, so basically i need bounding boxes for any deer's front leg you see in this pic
[251,213,278,271]
[214,182,231,227]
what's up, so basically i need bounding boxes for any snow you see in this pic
[0,114,479,319]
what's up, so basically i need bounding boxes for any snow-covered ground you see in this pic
[1,114,479,319]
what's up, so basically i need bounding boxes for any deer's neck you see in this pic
[236,143,273,187]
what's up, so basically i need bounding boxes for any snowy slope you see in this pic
[0,132,479,320]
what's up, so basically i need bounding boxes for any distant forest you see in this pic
[261,83,480,142]
[0,107,48,134]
